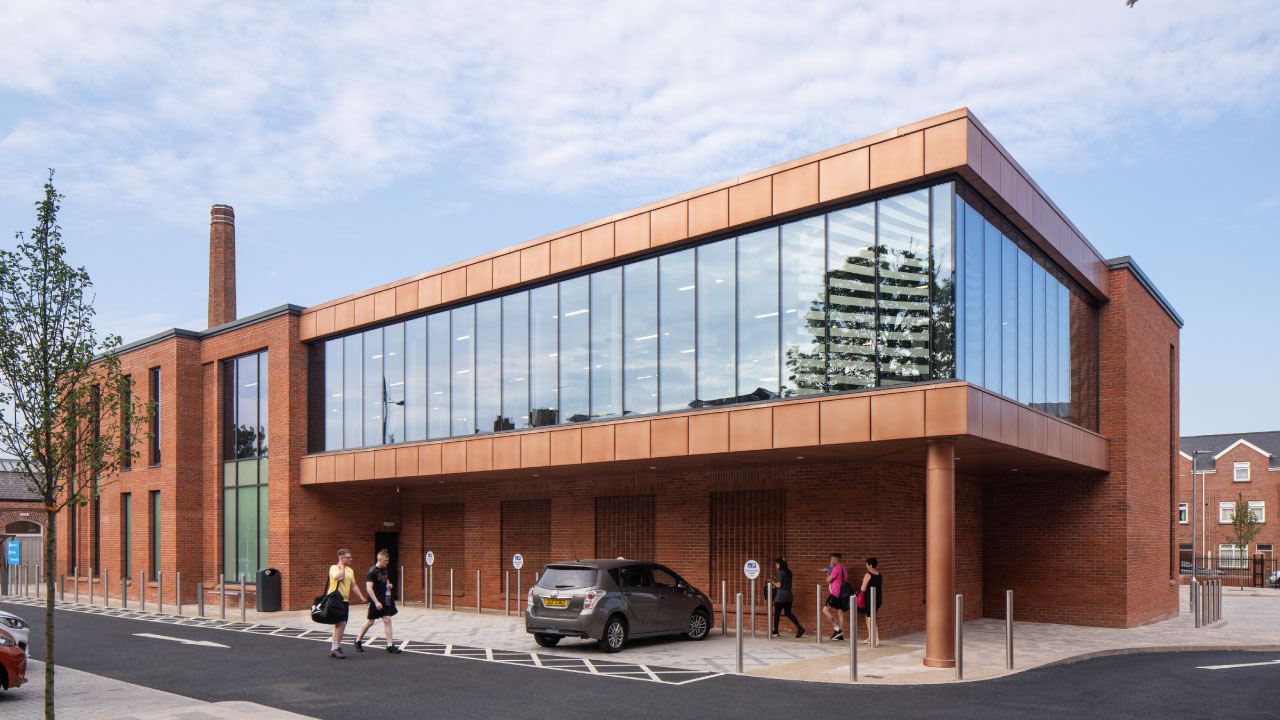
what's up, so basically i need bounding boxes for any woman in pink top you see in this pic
[820,552,849,641]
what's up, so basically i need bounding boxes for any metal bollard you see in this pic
[399,566,404,605]
[955,594,964,680]
[176,572,182,617]
[158,571,164,614]
[816,584,822,645]
[426,566,432,610]
[1006,589,1014,669]
[721,580,727,635]
[102,568,108,607]
[122,576,128,609]
[239,573,246,622]
[750,577,756,638]
[766,585,773,640]
[449,569,454,613]
[139,570,146,612]
[476,569,482,614]
[849,606,858,682]
[870,587,878,647]
[59,574,64,601]
[197,582,205,617]
[505,571,510,617]
[74,567,80,603]
[220,573,226,620]
[515,569,521,618]
[735,593,744,674]
[1192,580,1200,627]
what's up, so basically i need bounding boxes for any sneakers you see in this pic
[354,639,364,653]
[386,645,402,654]
[796,627,806,639]
[770,631,780,638]
[831,629,844,641]
[329,648,345,659]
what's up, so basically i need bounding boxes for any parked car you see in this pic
[1269,570,1280,589]
[525,559,713,653]
[0,628,26,691]
[0,609,29,651]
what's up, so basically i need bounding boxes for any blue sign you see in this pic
[5,541,18,565]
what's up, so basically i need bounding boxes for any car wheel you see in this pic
[533,633,561,648]
[598,615,627,653]
[684,609,711,641]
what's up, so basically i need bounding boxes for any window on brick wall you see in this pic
[1258,544,1273,556]
[1178,503,1188,524]
[595,495,655,561]
[1219,502,1234,524]
[1219,543,1247,569]
[1234,462,1250,482]
[150,490,161,576]
[121,493,132,579]
[122,375,133,469]
[149,367,160,465]
[1248,501,1265,524]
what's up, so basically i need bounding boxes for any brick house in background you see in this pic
[56,108,1184,668]
[1,458,47,567]
[1178,432,1280,573]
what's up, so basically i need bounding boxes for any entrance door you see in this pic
[374,532,400,585]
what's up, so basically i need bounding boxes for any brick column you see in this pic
[923,438,956,668]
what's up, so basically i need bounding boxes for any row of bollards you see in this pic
[1193,578,1222,626]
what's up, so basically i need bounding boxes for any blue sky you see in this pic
[1,1,1277,436]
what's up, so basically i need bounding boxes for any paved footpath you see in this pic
[0,659,314,720]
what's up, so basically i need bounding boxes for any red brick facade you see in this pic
[1176,440,1280,566]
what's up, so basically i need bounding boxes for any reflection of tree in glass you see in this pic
[876,241,930,386]
[929,246,956,380]
[234,425,264,457]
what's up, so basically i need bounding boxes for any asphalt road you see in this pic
[3,599,1275,720]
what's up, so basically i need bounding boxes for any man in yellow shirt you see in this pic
[327,548,368,659]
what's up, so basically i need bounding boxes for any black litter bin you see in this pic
[256,568,281,612]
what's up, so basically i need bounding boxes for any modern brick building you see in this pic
[1,459,46,567]
[1177,432,1279,579]
[57,109,1183,667]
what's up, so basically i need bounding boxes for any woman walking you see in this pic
[767,557,804,638]
[856,557,883,645]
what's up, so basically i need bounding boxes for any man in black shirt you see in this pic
[354,549,400,653]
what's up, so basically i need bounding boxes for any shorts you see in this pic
[824,594,849,611]
[367,601,399,620]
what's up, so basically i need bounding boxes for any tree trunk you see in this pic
[43,508,57,720]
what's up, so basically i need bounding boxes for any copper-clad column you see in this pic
[923,438,956,668]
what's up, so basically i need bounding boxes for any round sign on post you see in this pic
[512,554,524,570]
[425,551,435,566]
[743,559,760,580]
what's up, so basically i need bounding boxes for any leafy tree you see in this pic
[1228,492,1262,585]
[0,171,150,719]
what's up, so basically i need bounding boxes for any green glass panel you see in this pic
[258,458,268,486]
[237,486,257,582]
[223,462,235,487]
[238,458,256,486]
[258,484,269,573]
[223,488,236,578]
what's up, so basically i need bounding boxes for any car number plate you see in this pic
[542,598,569,608]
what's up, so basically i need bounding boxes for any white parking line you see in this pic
[582,659,600,674]
[1197,659,1280,670]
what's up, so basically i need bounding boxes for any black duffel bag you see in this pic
[311,571,348,625]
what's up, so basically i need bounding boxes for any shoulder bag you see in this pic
[311,569,348,625]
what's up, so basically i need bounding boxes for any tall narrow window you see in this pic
[383,322,405,444]
[121,492,132,579]
[1017,251,1032,404]
[427,312,451,438]
[623,260,658,415]
[876,190,930,386]
[658,249,696,411]
[983,219,1001,392]
[150,490,160,577]
[122,376,133,469]
[451,305,475,435]
[529,286,558,426]
[1001,237,1017,395]
[502,292,530,430]
[475,299,502,433]
[737,227,780,398]
[696,238,737,404]
[590,268,623,418]
[363,329,383,446]
[405,317,427,442]
[929,185,956,380]
[962,202,984,382]
[781,217,826,396]
[343,334,362,448]
[149,367,160,465]
[1033,263,1047,407]
[827,205,876,391]
[559,277,590,422]
[221,350,269,583]
[91,384,100,576]
[325,340,343,449]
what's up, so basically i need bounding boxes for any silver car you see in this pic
[525,559,713,653]
[0,610,28,652]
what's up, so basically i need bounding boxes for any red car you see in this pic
[0,628,26,690]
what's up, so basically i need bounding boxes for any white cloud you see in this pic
[0,0,1277,216]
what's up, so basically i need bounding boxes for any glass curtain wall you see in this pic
[315,179,1100,453]
[222,350,269,583]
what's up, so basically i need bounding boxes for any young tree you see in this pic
[1229,492,1263,589]
[0,171,148,720]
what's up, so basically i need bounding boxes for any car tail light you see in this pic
[527,587,535,611]
[582,589,606,610]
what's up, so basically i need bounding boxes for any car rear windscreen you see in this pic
[536,567,598,589]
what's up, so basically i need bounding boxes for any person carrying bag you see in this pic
[315,549,367,659]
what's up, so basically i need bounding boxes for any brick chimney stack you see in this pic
[208,204,237,328]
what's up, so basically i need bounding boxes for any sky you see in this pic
[0,0,1277,437]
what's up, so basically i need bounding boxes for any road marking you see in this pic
[641,665,661,682]
[583,659,600,674]
[1197,659,1280,670]
[133,632,230,649]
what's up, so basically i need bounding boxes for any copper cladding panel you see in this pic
[396,446,419,477]
[650,417,689,457]
[688,412,729,454]
[979,392,1002,443]
[728,407,771,452]
[521,243,551,282]
[651,202,688,246]
[316,454,335,484]
[373,289,395,322]
[924,385,968,436]
[334,453,354,482]
[550,428,582,465]
[923,119,969,175]
[729,178,771,226]
[354,295,374,327]
[466,260,493,296]
[315,306,336,336]
[466,438,493,472]
[354,451,375,481]
[615,213,650,256]
[521,432,550,467]
[614,422,651,461]
[395,281,419,316]
[581,225,614,266]
[418,275,442,309]
[334,301,355,332]
[819,396,870,445]
[492,252,520,290]
[869,132,924,189]
[772,163,818,215]
[1001,400,1020,448]
[581,424,615,464]
[373,449,396,479]
[300,456,316,485]
[441,269,466,303]
[441,442,467,474]
[818,148,869,203]
[417,444,441,475]
[550,233,582,274]
[772,402,818,448]
[493,435,520,470]
[300,312,317,341]
[870,391,925,441]
[688,190,728,237]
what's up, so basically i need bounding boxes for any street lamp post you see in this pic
[1191,450,1211,591]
